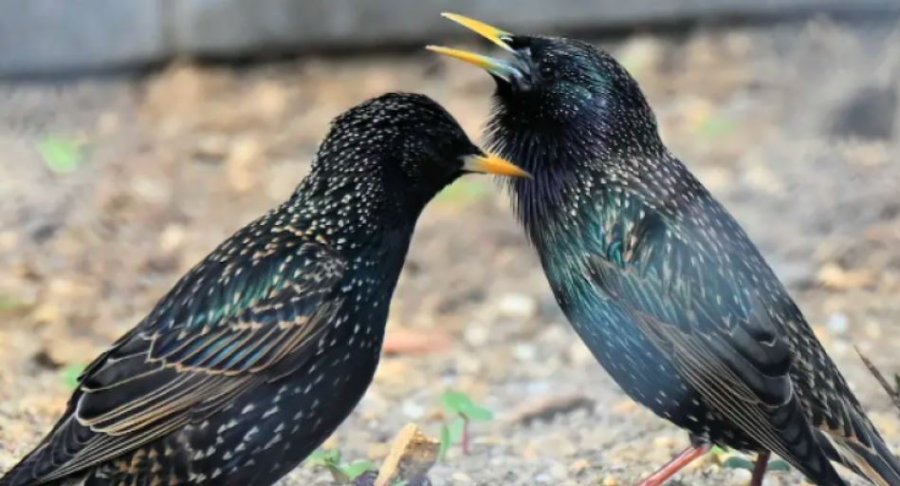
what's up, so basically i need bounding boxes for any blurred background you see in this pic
[2,1,900,484]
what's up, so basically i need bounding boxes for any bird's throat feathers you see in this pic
[487,92,665,249]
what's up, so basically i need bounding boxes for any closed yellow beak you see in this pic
[462,153,530,178]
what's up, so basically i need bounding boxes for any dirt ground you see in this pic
[2,17,900,486]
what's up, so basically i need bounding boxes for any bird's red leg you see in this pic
[750,451,770,486]
[639,444,712,486]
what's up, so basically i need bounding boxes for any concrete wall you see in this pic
[1,0,898,76]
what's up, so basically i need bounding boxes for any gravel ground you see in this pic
[1,18,900,486]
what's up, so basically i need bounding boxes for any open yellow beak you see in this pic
[462,153,530,178]
[439,13,513,51]
[426,13,519,81]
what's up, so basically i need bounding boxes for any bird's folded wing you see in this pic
[585,225,834,479]
[36,239,347,481]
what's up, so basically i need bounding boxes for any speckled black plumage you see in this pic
[1,93,512,486]
[452,30,899,485]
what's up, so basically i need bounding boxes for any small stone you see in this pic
[611,399,639,416]
[193,134,230,159]
[463,324,490,347]
[745,164,784,194]
[130,177,172,206]
[158,224,186,254]
[829,85,897,140]
[817,263,874,290]
[226,137,265,193]
[509,394,594,425]
[248,81,290,123]
[723,467,753,485]
[383,327,451,356]
[513,343,537,361]
[450,472,473,484]
[652,436,677,450]
[602,475,618,486]
[0,231,20,252]
[864,320,883,339]
[568,458,590,475]
[497,293,537,318]
[549,462,567,478]
[826,313,849,335]
[400,400,425,420]
[30,303,62,326]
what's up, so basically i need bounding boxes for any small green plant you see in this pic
[37,136,86,174]
[711,446,790,473]
[438,390,494,460]
[305,448,377,483]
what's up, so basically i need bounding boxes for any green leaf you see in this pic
[441,391,473,415]
[710,445,728,456]
[767,459,791,472]
[61,363,87,389]
[722,456,755,471]
[305,448,341,468]
[341,460,377,480]
[442,390,494,421]
[462,403,493,422]
[38,137,85,174]
[306,449,326,463]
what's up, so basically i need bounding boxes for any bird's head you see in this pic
[428,15,659,154]
[312,92,529,208]
[309,93,529,217]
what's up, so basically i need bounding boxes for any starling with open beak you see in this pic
[430,14,900,486]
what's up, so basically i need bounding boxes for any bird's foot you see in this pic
[639,443,712,486]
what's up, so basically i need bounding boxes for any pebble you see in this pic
[400,400,425,420]
[568,458,590,475]
[158,224,186,253]
[827,313,849,335]
[864,320,883,339]
[514,343,537,361]
[723,468,752,485]
[497,293,537,319]
[463,324,490,347]
[450,472,473,485]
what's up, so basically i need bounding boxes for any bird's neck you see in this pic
[491,117,669,256]
[284,172,420,255]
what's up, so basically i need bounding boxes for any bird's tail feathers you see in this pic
[820,429,900,486]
